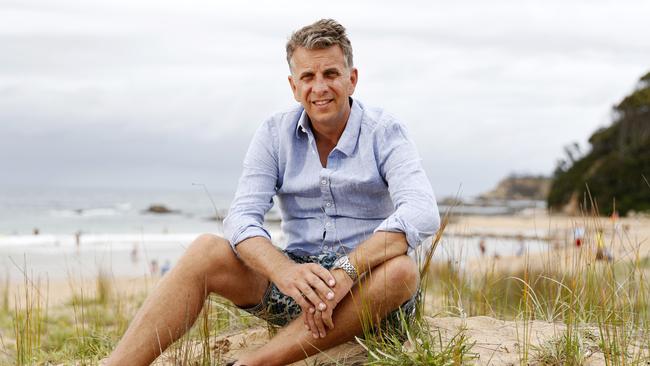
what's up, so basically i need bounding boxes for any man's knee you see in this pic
[190,233,229,250]
[383,255,419,298]
[181,233,232,277]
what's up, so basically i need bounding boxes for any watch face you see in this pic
[333,257,344,267]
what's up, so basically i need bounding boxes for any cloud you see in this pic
[1,0,649,197]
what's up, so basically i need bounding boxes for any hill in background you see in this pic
[548,71,650,216]
[479,174,551,201]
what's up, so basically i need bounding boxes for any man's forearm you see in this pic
[347,231,408,277]
[236,236,293,283]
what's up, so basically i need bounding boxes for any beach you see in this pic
[3,212,649,364]
[6,212,649,302]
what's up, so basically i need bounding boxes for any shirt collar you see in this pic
[334,98,362,156]
[294,98,362,157]
[295,108,311,138]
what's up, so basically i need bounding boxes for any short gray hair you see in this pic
[286,19,354,70]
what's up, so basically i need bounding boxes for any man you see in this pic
[107,19,439,366]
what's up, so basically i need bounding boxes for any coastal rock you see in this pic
[144,204,180,214]
[479,175,551,201]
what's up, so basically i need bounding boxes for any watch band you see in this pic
[333,255,358,282]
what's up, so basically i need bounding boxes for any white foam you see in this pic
[0,233,203,253]
[0,227,286,253]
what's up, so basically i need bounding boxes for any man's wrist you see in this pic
[332,255,359,282]
[331,268,354,292]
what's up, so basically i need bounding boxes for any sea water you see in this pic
[0,185,250,280]
[0,185,546,281]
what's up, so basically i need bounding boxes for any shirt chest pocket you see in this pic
[331,171,394,219]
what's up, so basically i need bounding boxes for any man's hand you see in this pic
[304,268,355,338]
[271,262,337,334]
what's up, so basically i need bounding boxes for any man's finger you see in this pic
[296,282,327,311]
[292,289,318,335]
[314,310,327,338]
[310,263,336,287]
[322,310,334,330]
[306,273,335,302]
[306,309,318,338]
[290,288,311,313]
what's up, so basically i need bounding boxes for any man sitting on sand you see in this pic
[106,19,439,366]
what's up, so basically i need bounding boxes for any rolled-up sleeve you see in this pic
[373,122,440,249]
[223,118,279,253]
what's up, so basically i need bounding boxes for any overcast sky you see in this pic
[1,0,649,199]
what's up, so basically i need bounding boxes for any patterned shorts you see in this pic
[240,251,419,332]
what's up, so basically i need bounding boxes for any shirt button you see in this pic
[325,222,332,227]
[321,179,327,185]
[326,202,332,207]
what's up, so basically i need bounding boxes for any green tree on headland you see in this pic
[548,71,650,216]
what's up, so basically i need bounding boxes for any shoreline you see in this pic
[3,213,649,365]
[4,213,649,303]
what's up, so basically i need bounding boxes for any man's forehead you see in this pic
[290,46,347,71]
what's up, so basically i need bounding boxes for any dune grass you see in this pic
[421,211,650,365]
[1,212,650,365]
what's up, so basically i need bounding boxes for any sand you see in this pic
[447,213,650,274]
[151,316,612,365]
[6,213,650,364]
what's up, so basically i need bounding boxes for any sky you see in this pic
[1,0,649,199]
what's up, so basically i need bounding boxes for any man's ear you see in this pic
[348,68,358,95]
[288,75,300,102]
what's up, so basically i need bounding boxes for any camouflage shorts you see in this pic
[240,251,419,332]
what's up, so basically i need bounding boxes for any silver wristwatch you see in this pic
[332,255,359,282]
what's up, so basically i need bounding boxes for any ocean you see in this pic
[0,185,546,281]
[0,185,280,280]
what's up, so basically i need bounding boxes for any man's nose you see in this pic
[312,76,328,94]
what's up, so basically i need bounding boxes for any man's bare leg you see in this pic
[237,255,419,366]
[105,234,268,366]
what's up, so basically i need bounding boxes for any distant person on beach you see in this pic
[595,228,613,261]
[33,227,39,235]
[479,238,486,256]
[149,260,158,276]
[107,19,439,366]
[160,260,171,276]
[611,211,620,233]
[130,243,139,263]
[574,226,585,247]
[516,234,525,257]
[74,231,82,251]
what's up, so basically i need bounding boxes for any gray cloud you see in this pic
[1,0,649,198]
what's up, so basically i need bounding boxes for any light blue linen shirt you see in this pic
[223,99,440,256]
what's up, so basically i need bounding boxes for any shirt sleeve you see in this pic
[373,121,440,249]
[223,118,279,253]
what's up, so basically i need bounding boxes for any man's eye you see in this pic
[301,75,313,81]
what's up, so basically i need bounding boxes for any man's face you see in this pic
[288,45,358,128]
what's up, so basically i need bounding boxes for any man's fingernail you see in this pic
[320,332,325,338]
[313,333,318,339]
[319,303,326,310]
[305,325,309,330]
[329,280,335,286]
[309,308,315,314]
[327,292,334,300]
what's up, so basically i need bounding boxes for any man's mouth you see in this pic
[312,99,333,106]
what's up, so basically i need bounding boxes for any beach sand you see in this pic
[448,213,650,274]
[4,213,650,364]
[177,316,608,365]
